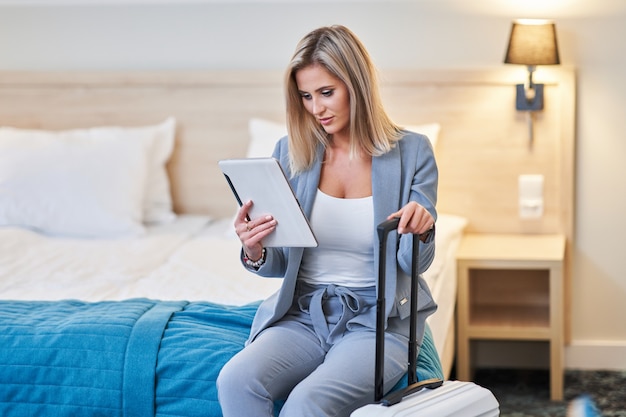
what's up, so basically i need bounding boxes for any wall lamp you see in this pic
[504,19,560,143]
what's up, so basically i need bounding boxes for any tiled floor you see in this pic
[471,368,626,417]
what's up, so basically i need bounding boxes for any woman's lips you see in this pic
[319,117,333,126]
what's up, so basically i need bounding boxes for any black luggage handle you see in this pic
[375,218,443,405]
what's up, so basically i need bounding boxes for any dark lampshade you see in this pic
[504,19,560,66]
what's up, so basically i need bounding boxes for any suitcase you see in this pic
[352,380,500,417]
[351,218,500,416]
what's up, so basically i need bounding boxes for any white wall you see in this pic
[1,0,625,370]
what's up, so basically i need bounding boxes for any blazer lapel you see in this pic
[372,145,402,225]
[372,145,402,317]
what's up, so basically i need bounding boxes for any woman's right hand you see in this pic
[234,200,277,261]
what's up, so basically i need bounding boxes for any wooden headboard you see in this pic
[0,67,575,242]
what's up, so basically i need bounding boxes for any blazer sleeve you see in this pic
[397,133,438,276]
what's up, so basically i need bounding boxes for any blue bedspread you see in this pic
[0,299,442,417]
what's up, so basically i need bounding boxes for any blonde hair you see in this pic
[284,25,402,175]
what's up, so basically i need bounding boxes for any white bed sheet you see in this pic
[0,215,211,301]
[118,219,283,305]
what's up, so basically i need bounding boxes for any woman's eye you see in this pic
[321,89,333,97]
[300,93,312,100]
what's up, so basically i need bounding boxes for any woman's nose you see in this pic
[311,98,325,115]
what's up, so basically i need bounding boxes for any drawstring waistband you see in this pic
[296,283,375,349]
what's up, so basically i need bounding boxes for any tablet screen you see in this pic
[218,157,318,248]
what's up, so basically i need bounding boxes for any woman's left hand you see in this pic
[387,201,434,235]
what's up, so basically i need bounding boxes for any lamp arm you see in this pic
[526,65,537,89]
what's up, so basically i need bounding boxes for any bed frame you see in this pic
[0,67,576,377]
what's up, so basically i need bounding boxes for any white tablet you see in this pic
[218,157,318,248]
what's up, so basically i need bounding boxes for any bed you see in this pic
[0,67,575,415]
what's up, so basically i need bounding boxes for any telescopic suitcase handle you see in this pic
[375,218,443,405]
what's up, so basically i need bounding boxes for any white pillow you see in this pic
[247,118,287,158]
[131,117,177,223]
[0,127,151,238]
[404,123,441,148]
[0,118,176,228]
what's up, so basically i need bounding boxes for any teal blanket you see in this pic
[0,299,442,417]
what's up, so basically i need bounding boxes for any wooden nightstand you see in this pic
[456,233,566,401]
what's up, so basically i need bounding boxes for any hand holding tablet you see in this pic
[218,158,318,248]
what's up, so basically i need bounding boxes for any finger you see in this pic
[251,222,277,243]
[249,216,277,235]
[391,210,407,234]
[407,214,421,234]
[235,200,253,225]
[399,203,419,232]
[241,216,276,242]
[401,205,429,234]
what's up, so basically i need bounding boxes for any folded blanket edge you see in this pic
[123,300,189,416]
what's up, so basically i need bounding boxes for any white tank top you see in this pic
[299,189,375,287]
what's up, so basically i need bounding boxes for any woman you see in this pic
[217,25,438,417]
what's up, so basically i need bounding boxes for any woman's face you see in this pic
[295,64,351,138]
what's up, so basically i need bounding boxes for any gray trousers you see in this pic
[217,282,409,417]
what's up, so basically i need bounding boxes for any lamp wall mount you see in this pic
[516,65,544,111]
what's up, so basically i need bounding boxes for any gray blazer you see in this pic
[245,131,439,343]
